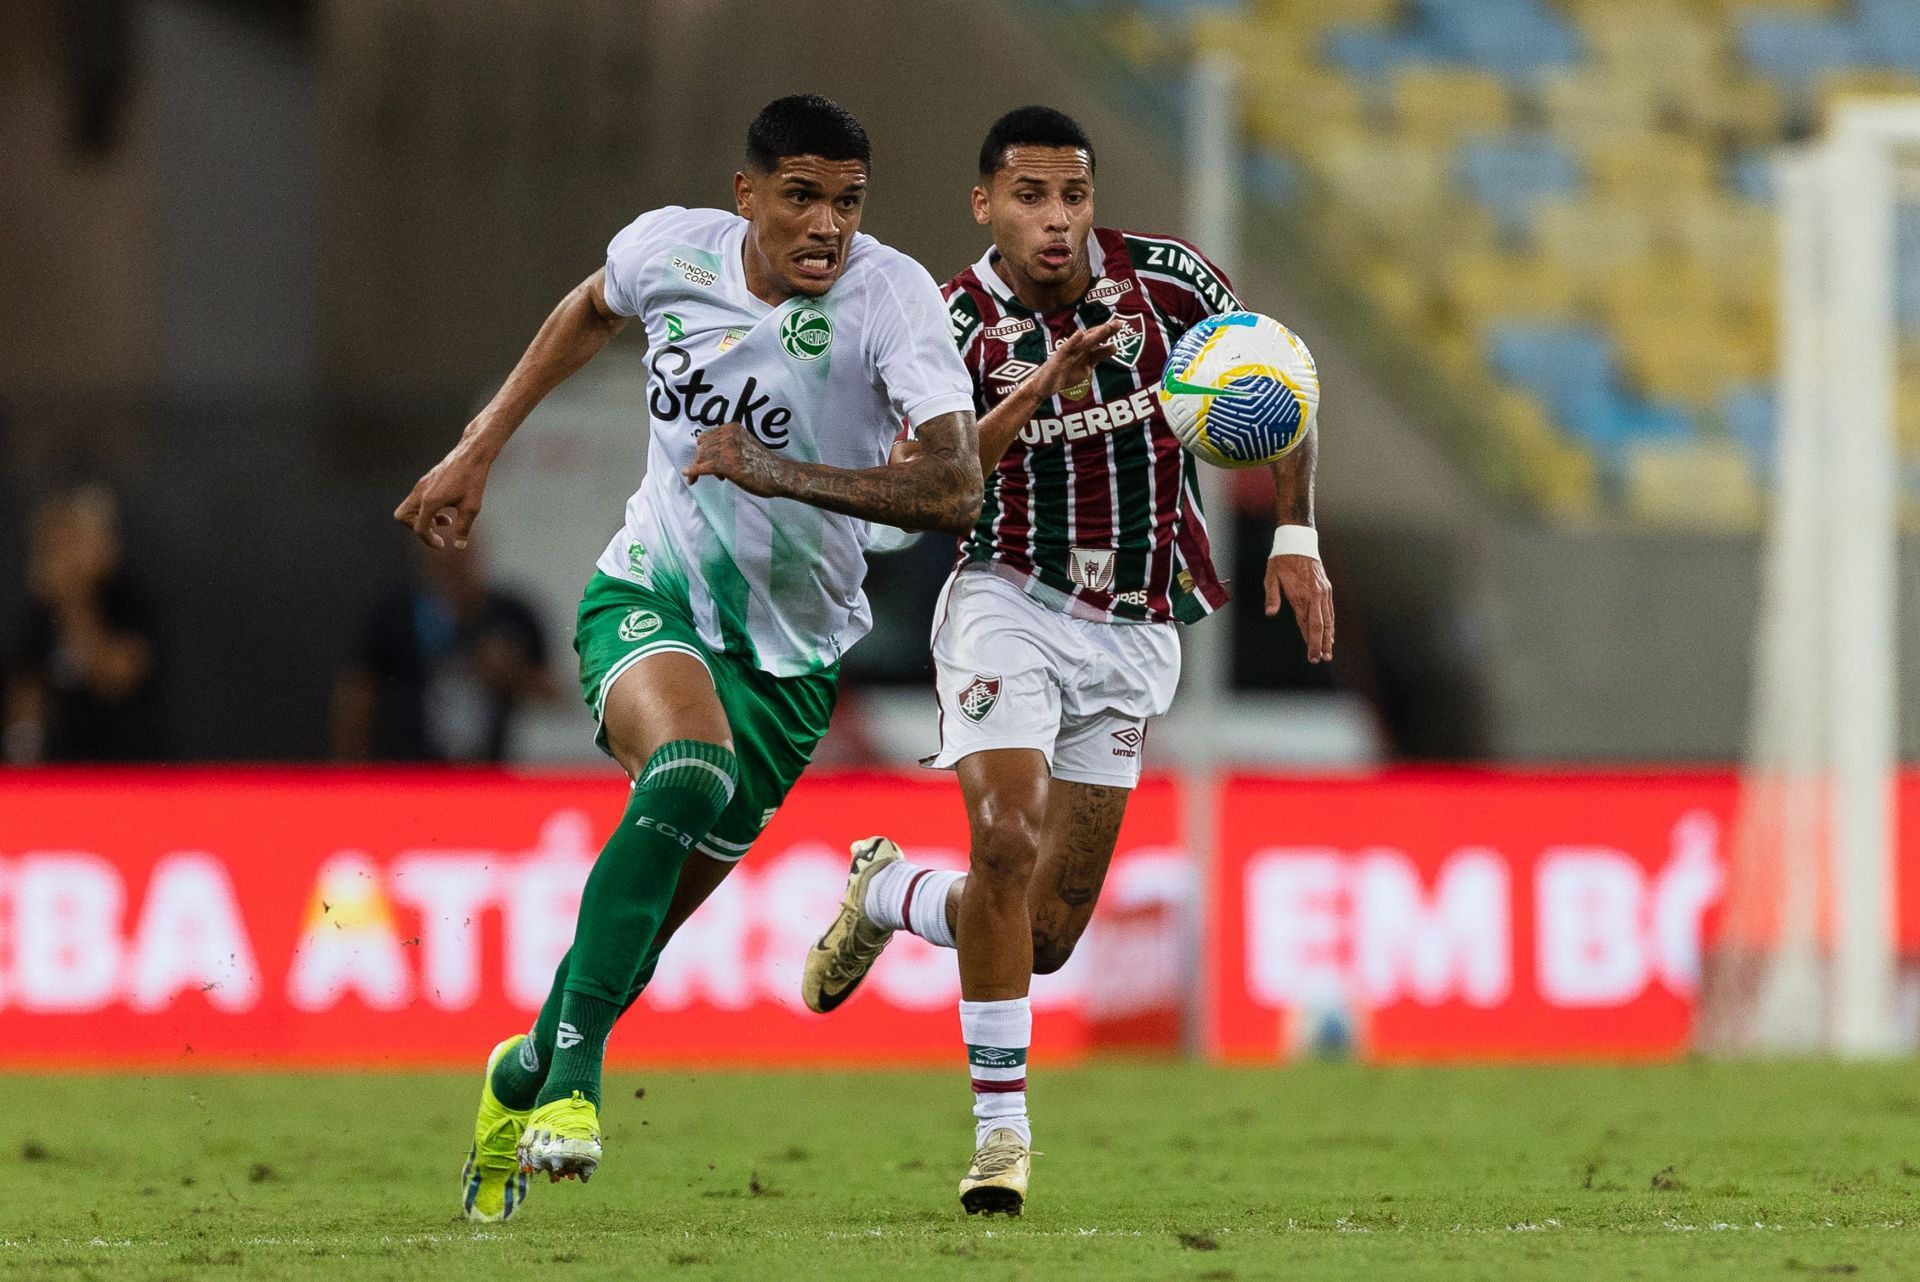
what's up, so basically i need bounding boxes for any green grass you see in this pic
[4,1062,1918,1280]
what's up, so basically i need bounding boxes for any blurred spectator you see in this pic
[4,483,165,763]
[332,541,556,763]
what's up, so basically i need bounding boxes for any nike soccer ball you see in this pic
[1158,311,1319,468]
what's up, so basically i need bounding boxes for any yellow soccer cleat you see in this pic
[519,1091,603,1183]
[958,1127,1030,1216]
[460,1035,533,1222]
[801,836,903,1014]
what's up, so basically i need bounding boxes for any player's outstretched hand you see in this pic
[1267,553,1334,663]
[683,422,785,498]
[1030,318,1124,400]
[394,435,494,549]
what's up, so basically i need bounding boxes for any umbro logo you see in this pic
[1111,727,1142,758]
[988,359,1038,390]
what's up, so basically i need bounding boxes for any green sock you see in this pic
[491,941,665,1111]
[534,739,737,1109]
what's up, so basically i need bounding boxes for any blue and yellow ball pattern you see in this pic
[1157,312,1320,468]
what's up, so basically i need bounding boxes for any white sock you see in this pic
[959,996,1031,1146]
[863,861,961,948]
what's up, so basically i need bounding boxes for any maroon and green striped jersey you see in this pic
[941,227,1238,625]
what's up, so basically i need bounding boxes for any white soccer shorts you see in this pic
[924,568,1180,789]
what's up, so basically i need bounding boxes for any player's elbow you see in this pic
[939,463,984,537]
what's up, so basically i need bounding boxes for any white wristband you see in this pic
[1270,525,1320,561]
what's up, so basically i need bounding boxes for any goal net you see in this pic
[1698,100,1920,1056]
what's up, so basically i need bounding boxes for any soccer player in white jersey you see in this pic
[393,95,1112,1222]
[802,107,1335,1215]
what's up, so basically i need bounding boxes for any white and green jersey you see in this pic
[596,206,973,677]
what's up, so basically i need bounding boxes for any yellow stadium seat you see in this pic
[1532,199,1657,281]
[1309,135,1451,225]
[1390,65,1511,142]
[1670,197,1776,280]
[1898,375,1920,456]
[1489,388,1599,517]
[1245,74,1365,149]
[1627,441,1764,528]
[1584,134,1718,200]
[1592,260,1724,327]
[1441,250,1579,329]
[1361,258,1430,327]
[1573,7,1724,90]
[1539,71,1663,139]
[1254,0,1399,30]
[1675,77,1785,143]
[1618,316,1745,408]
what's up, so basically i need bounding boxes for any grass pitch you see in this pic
[4,1061,1917,1280]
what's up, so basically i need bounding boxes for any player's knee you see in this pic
[970,809,1041,890]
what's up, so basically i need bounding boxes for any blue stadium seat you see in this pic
[1725,149,1775,205]
[1410,0,1581,79]
[1246,150,1305,206]
[1487,322,1615,421]
[1858,0,1920,76]
[1737,14,1863,90]
[1457,133,1582,242]
[1898,205,1920,332]
[1722,382,1779,479]
[1323,25,1428,79]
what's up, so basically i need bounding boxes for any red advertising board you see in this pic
[1208,771,1740,1062]
[1,767,1913,1069]
[0,769,1185,1070]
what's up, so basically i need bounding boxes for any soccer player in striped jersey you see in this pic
[803,106,1335,1215]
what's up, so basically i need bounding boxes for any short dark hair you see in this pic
[978,105,1096,177]
[745,95,871,173]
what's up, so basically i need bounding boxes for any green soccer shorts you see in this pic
[573,570,839,863]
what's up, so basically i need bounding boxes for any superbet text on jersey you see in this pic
[943,228,1240,625]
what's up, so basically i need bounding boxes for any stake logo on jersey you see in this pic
[780,306,832,361]
[941,227,1239,625]
[618,609,662,643]
[648,345,794,447]
[958,674,1001,723]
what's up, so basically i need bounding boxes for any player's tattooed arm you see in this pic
[972,318,1124,475]
[1265,428,1335,663]
[684,412,984,536]
[395,270,628,548]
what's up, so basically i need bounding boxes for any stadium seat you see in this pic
[1244,73,1366,147]
[1538,71,1664,139]
[1391,65,1512,141]
[1857,0,1920,76]
[1455,133,1582,242]
[1736,13,1862,92]
[1626,440,1764,527]
[1531,199,1656,283]
[1442,249,1579,328]
[1583,135,1717,201]
[1721,381,1779,480]
[1486,322,1618,426]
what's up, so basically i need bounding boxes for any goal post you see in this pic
[1700,99,1920,1057]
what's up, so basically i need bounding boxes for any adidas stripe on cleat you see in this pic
[461,1035,533,1222]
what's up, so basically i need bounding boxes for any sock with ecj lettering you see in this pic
[533,738,737,1109]
[960,996,1031,1146]
[863,860,962,947]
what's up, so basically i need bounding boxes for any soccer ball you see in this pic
[1157,311,1319,468]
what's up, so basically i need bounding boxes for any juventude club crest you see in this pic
[1108,313,1146,367]
[958,674,1001,723]
[618,609,662,642]
[780,305,832,361]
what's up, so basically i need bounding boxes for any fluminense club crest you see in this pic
[958,674,1001,723]
[1108,313,1146,367]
